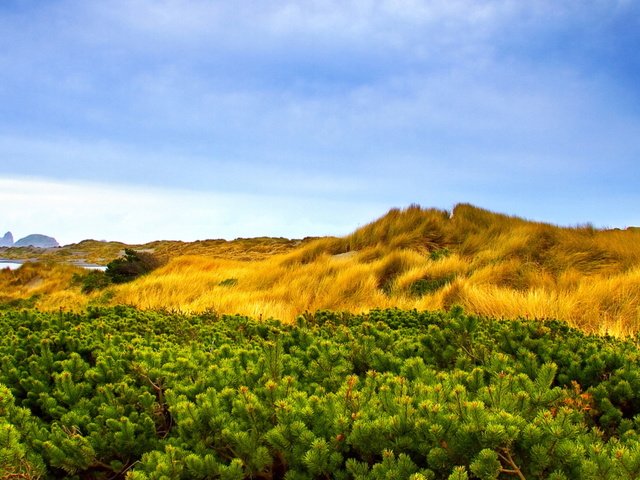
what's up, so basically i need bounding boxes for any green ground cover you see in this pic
[2,306,640,479]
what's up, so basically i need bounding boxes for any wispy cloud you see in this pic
[1,0,639,238]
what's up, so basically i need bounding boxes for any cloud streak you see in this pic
[1,0,639,239]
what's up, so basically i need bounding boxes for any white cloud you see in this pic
[0,133,369,196]
[56,0,536,56]
[0,176,385,245]
[1,0,639,236]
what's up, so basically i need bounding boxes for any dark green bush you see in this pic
[2,307,640,479]
[410,275,455,296]
[72,270,111,294]
[429,247,451,261]
[0,294,40,310]
[105,249,163,284]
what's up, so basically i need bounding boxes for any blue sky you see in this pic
[1,0,639,245]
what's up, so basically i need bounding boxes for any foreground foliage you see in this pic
[3,306,640,479]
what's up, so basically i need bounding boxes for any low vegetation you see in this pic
[104,249,165,284]
[3,307,640,479]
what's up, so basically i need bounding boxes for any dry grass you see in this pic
[0,262,86,307]
[3,204,640,336]
[0,236,307,265]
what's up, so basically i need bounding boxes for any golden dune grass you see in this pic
[0,262,85,306]
[4,204,640,336]
[109,205,640,335]
[0,236,305,265]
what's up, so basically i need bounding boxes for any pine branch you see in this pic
[498,448,527,480]
[106,460,139,480]
[132,363,173,438]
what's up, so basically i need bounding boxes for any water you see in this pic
[78,264,107,271]
[0,261,23,270]
[0,261,106,271]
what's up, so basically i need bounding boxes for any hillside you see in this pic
[0,236,309,264]
[2,203,640,335]
[0,231,59,248]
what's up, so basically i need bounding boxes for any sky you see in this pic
[1,0,639,245]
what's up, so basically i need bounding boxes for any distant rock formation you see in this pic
[0,231,13,247]
[14,234,59,248]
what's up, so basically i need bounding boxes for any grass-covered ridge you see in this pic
[2,306,640,479]
[0,236,307,265]
[3,203,640,334]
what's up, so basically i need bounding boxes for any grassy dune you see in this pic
[0,262,87,310]
[0,236,307,264]
[3,204,640,335]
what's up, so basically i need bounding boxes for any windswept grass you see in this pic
[4,204,640,335]
[0,262,85,309]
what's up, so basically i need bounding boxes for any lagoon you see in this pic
[0,261,23,270]
[0,260,106,271]
[82,264,107,271]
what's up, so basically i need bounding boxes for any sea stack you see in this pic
[0,231,13,247]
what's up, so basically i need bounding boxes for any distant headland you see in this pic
[0,231,59,248]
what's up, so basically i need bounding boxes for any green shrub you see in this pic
[409,275,454,296]
[0,294,41,310]
[2,307,640,478]
[105,249,163,284]
[430,248,451,261]
[72,270,111,294]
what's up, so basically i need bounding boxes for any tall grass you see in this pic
[0,262,85,307]
[4,204,640,335]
